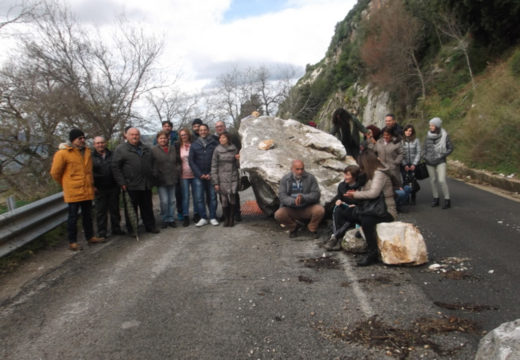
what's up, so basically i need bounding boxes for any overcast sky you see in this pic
[1,0,356,92]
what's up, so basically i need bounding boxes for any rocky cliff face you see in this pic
[281,0,391,132]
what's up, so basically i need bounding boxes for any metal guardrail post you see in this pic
[0,192,68,258]
[7,195,16,212]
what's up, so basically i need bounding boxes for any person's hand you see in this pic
[235,154,240,160]
[346,190,355,198]
[121,185,127,191]
[335,199,342,206]
[295,194,303,206]
[410,165,416,171]
[404,165,410,172]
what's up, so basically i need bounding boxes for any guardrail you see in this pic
[0,192,67,257]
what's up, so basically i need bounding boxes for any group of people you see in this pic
[275,111,454,266]
[51,110,453,268]
[51,119,242,251]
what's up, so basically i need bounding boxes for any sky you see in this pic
[1,0,357,92]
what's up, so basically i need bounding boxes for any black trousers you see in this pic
[332,205,355,238]
[67,200,93,243]
[95,188,121,237]
[127,189,156,231]
[357,213,394,252]
[175,180,183,216]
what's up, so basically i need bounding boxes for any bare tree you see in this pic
[0,1,163,198]
[0,1,39,31]
[360,0,427,113]
[435,10,476,91]
[19,2,163,140]
[214,65,296,129]
[0,63,72,197]
[148,89,207,129]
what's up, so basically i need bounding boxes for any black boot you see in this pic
[431,198,440,207]
[222,207,230,227]
[229,204,235,227]
[324,234,341,251]
[442,199,451,209]
[356,250,379,266]
[410,192,416,205]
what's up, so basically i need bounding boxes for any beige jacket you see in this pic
[352,166,397,219]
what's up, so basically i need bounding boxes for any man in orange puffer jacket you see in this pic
[50,128,105,251]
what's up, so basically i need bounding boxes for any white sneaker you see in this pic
[210,218,219,226]
[195,218,208,227]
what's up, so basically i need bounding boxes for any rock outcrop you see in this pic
[239,116,355,215]
[475,319,520,360]
[376,222,428,266]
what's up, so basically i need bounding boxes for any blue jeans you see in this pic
[181,178,197,216]
[157,185,176,223]
[395,185,412,206]
[193,178,217,219]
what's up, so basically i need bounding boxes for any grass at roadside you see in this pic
[419,49,520,175]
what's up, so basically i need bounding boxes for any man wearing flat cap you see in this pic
[50,128,105,251]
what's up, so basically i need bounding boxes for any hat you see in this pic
[429,117,442,129]
[192,118,203,126]
[69,128,85,142]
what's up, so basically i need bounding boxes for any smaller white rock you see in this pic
[475,319,520,360]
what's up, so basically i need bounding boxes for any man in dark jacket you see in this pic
[188,123,219,226]
[112,127,159,234]
[92,136,124,238]
[384,113,403,140]
[274,160,325,238]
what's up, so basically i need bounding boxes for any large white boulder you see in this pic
[239,116,355,215]
[376,222,428,266]
[475,319,520,360]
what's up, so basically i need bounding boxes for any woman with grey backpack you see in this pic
[423,117,454,209]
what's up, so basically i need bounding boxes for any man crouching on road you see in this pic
[50,128,105,251]
[274,160,325,239]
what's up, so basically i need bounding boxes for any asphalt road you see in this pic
[1,179,519,360]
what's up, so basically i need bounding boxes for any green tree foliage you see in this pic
[510,49,520,78]
[438,0,520,51]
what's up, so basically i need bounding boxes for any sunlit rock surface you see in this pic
[239,116,355,215]
[376,222,428,266]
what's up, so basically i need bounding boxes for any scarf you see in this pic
[427,128,447,156]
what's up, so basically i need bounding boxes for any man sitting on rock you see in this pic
[274,160,325,239]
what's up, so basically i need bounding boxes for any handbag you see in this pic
[404,171,420,193]
[353,192,388,218]
[414,161,429,180]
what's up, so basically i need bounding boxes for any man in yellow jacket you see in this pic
[50,129,105,251]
